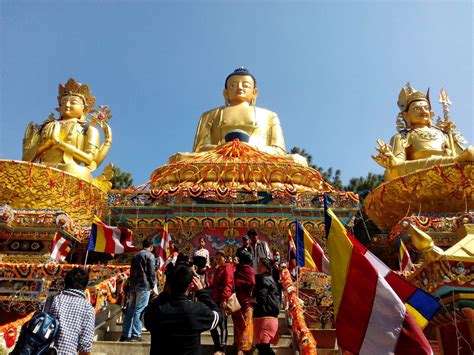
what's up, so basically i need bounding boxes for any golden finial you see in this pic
[438,88,452,119]
[58,78,96,108]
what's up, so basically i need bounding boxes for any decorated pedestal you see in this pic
[0,160,109,262]
[110,141,359,259]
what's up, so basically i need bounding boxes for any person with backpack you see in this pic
[253,258,281,355]
[13,267,95,355]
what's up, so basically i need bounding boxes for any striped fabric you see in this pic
[287,228,297,277]
[295,220,330,273]
[153,220,171,272]
[399,238,415,272]
[324,202,433,354]
[88,216,136,254]
[50,232,72,263]
[315,223,439,330]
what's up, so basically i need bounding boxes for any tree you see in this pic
[110,166,134,189]
[345,172,384,199]
[290,147,344,190]
[290,146,384,246]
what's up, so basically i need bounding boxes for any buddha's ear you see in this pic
[223,89,230,106]
[252,88,259,105]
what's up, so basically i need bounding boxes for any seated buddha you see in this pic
[169,67,307,166]
[372,84,473,181]
[22,78,112,183]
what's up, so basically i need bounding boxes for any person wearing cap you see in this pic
[236,235,252,259]
[247,229,271,272]
[210,250,234,354]
[144,264,223,355]
[253,258,281,354]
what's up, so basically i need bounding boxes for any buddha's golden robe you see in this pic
[193,105,286,155]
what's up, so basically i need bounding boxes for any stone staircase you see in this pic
[92,308,340,354]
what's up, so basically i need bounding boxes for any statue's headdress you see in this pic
[225,67,257,88]
[397,83,430,112]
[57,78,96,108]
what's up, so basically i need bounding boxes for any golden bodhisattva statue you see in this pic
[169,67,307,165]
[22,78,113,184]
[373,83,473,181]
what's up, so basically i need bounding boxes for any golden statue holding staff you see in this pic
[22,78,113,183]
[169,67,307,165]
[372,83,473,181]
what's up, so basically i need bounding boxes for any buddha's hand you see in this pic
[372,139,397,168]
[38,121,59,150]
[50,121,62,144]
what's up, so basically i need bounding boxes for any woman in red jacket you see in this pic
[211,250,234,354]
[233,250,256,354]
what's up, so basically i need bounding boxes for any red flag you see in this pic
[153,220,172,272]
[50,232,71,263]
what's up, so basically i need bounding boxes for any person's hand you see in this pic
[221,300,227,312]
[192,275,204,292]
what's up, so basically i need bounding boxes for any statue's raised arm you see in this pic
[372,83,473,181]
[22,78,113,183]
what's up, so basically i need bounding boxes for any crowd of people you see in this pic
[141,228,283,355]
[19,229,282,355]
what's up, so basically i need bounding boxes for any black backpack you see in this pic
[11,297,59,355]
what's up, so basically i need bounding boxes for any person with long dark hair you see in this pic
[210,250,234,354]
[253,258,280,355]
[233,250,255,354]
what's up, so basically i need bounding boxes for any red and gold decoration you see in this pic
[0,267,129,353]
[281,267,318,355]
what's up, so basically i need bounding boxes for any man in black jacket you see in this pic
[144,264,223,355]
[121,239,157,342]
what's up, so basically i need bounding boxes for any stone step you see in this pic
[99,330,292,346]
[92,341,296,355]
[92,341,339,355]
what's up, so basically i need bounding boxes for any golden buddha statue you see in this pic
[372,84,473,181]
[169,67,307,165]
[22,78,113,183]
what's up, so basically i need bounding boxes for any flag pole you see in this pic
[83,248,90,268]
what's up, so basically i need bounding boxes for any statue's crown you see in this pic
[397,83,430,112]
[58,78,96,107]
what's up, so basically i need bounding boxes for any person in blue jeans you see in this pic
[121,239,157,342]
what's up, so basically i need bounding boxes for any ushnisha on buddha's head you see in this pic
[223,67,259,106]
[57,78,96,120]
[398,85,434,129]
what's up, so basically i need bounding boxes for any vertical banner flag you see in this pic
[153,218,172,271]
[50,232,72,263]
[398,237,415,272]
[295,220,330,273]
[324,196,436,354]
[287,227,297,277]
[88,216,137,254]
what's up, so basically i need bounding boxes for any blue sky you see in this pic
[1,0,472,185]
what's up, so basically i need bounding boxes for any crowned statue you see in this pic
[22,78,113,184]
[169,67,307,166]
[372,83,473,181]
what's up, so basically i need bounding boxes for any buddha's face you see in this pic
[402,100,434,128]
[60,95,86,119]
[224,75,258,106]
